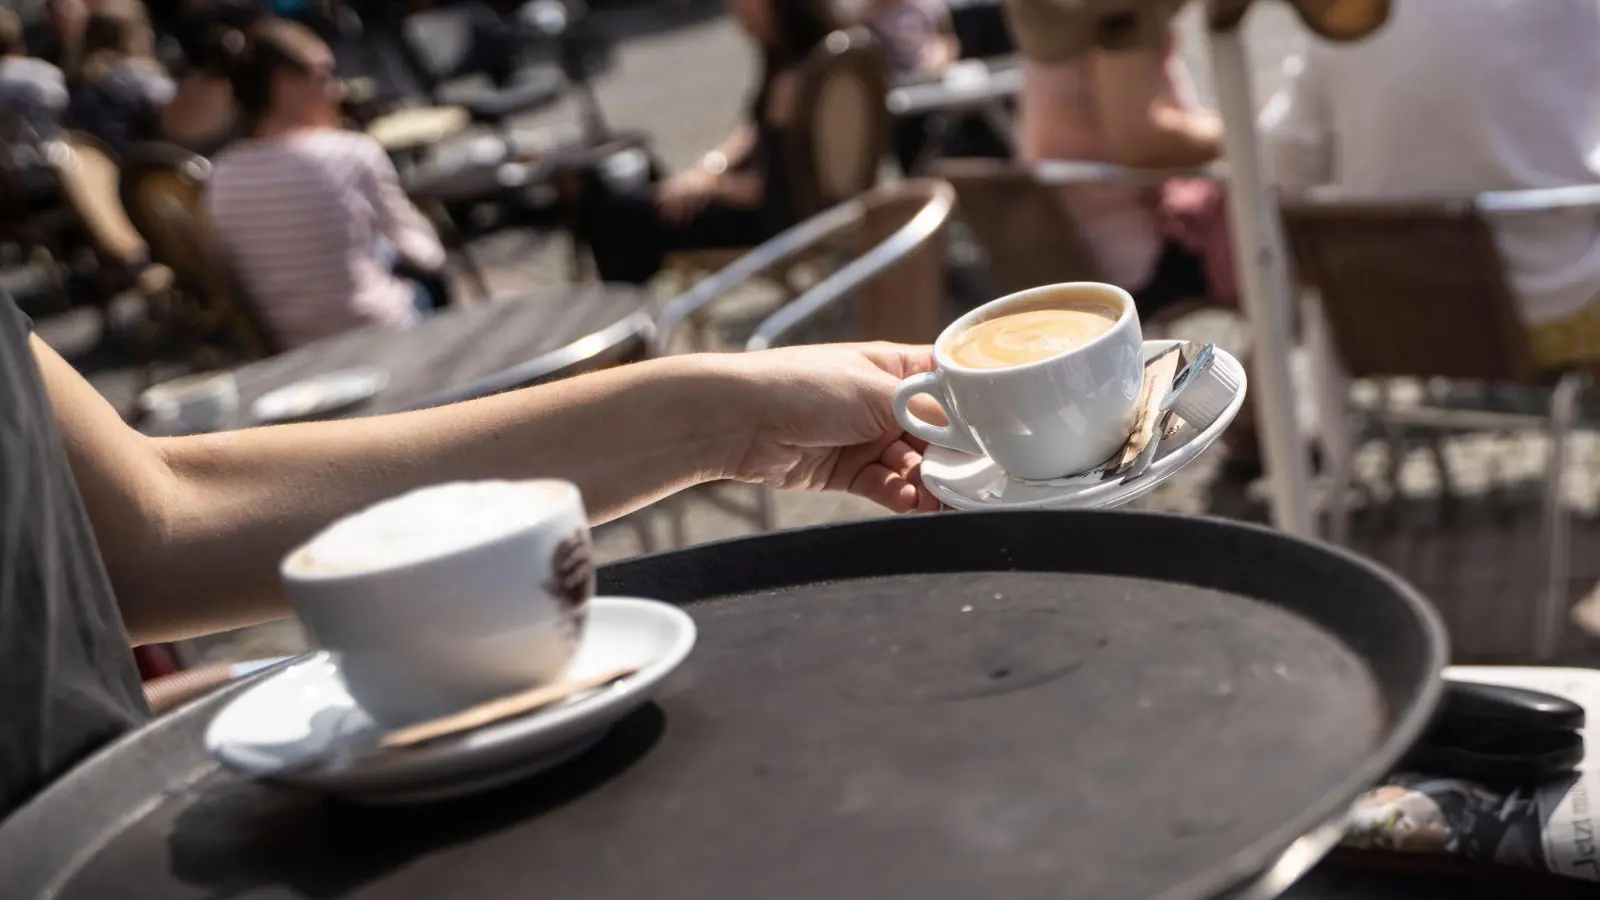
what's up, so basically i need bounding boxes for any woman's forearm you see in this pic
[143,355,752,640]
[43,343,755,644]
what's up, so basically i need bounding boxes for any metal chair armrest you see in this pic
[1293,184,1600,216]
[1474,184,1600,215]
[745,180,956,351]
[885,62,1023,117]
[406,305,656,410]
[1029,159,1225,186]
[653,199,868,355]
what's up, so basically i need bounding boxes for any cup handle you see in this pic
[892,372,983,456]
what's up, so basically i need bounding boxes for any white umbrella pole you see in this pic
[1205,24,1316,537]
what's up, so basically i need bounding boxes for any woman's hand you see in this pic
[654,167,720,225]
[716,343,944,514]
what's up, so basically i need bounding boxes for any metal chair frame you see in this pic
[941,159,1596,659]
[660,27,891,339]
[1283,186,1600,661]
[651,178,955,538]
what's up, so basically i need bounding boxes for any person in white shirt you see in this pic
[1260,0,1600,371]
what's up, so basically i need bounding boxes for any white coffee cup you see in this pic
[281,479,595,727]
[893,282,1145,480]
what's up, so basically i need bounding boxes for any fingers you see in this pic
[844,437,941,514]
[879,437,922,484]
[884,437,942,513]
[847,462,925,513]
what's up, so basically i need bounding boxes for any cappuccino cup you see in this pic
[281,479,595,727]
[893,282,1144,480]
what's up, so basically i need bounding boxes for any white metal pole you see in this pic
[1204,24,1316,537]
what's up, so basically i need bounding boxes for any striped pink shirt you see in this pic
[206,129,445,348]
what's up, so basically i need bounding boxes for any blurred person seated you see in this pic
[1005,0,1227,320]
[1261,0,1600,373]
[65,0,176,155]
[206,17,449,349]
[574,0,839,285]
[0,282,942,818]
[0,6,68,138]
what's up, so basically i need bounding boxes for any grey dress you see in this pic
[0,294,148,822]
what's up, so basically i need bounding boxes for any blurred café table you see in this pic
[405,128,653,283]
[142,285,653,435]
[404,128,652,207]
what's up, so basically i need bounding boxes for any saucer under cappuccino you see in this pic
[947,304,1119,370]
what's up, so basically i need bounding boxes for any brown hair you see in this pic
[217,17,325,129]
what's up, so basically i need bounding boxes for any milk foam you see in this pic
[288,480,574,577]
[947,305,1118,370]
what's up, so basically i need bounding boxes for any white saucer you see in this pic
[250,367,389,424]
[205,597,696,804]
[921,340,1248,511]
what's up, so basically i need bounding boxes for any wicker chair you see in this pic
[55,133,153,285]
[1281,189,1600,661]
[929,156,1102,294]
[652,178,955,536]
[118,143,281,371]
[662,28,891,346]
[928,156,1229,330]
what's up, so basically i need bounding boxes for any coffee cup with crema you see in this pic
[893,282,1144,480]
[281,479,595,727]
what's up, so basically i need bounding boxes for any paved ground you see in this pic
[30,3,1600,666]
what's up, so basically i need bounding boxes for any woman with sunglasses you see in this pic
[205,17,448,350]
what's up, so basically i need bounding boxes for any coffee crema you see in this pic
[947,305,1119,369]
